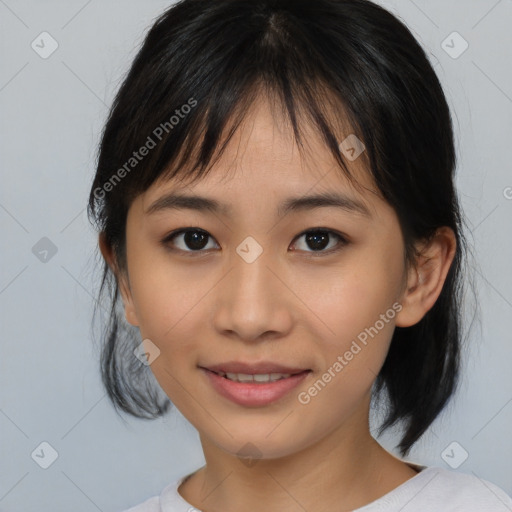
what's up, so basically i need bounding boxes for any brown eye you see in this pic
[162,228,219,253]
[291,229,348,254]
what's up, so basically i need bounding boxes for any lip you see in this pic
[201,361,309,375]
[200,367,311,407]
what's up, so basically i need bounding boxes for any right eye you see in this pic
[161,228,220,254]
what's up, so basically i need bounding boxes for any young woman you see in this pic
[87,0,512,510]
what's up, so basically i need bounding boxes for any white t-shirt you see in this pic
[122,464,512,511]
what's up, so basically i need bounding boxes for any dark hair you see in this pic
[87,0,476,456]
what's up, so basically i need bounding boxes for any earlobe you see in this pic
[98,232,140,327]
[117,275,140,327]
[395,227,456,328]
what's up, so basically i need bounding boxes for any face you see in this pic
[115,98,415,461]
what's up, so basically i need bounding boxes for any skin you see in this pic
[100,97,456,512]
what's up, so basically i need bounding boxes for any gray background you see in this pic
[1,1,511,510]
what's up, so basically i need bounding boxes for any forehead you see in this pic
[143,96,379,210]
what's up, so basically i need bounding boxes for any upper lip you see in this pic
[201,362,310,375]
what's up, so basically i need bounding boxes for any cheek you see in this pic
[126,253,221,399]
[293,250,404,394]
[297,249,403,342]
[127,245,205,338]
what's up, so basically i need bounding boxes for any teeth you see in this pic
[221,372,292,383]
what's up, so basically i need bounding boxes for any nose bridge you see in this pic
[212,244,292,340]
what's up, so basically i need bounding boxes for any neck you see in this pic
[178,396,415,511]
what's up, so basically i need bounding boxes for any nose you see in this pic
[211,249,294,343]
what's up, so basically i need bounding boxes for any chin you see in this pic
[205,425,313,463]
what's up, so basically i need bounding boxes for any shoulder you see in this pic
[431,467,512,511]
[389,466,512,511]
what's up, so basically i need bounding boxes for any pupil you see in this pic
[306,231,329,251]
[185,231,208,250]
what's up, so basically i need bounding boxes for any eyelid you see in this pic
[160,227,349,255]
[291,228,349,256]
[161,227,219,255]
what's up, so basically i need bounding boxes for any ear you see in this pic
[395,227,456,328]
[98,232,140,327]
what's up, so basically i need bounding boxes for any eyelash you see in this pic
[160,227,349,257]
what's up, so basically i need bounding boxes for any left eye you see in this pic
[291,229,347,254]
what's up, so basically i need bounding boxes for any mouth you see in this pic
[204,368,309,383]
[199,365,312,407]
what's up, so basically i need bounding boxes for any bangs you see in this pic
[153,79,367,192]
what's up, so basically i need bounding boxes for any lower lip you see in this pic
[200,368,311,407]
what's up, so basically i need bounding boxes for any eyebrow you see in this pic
[145,191,372,218]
